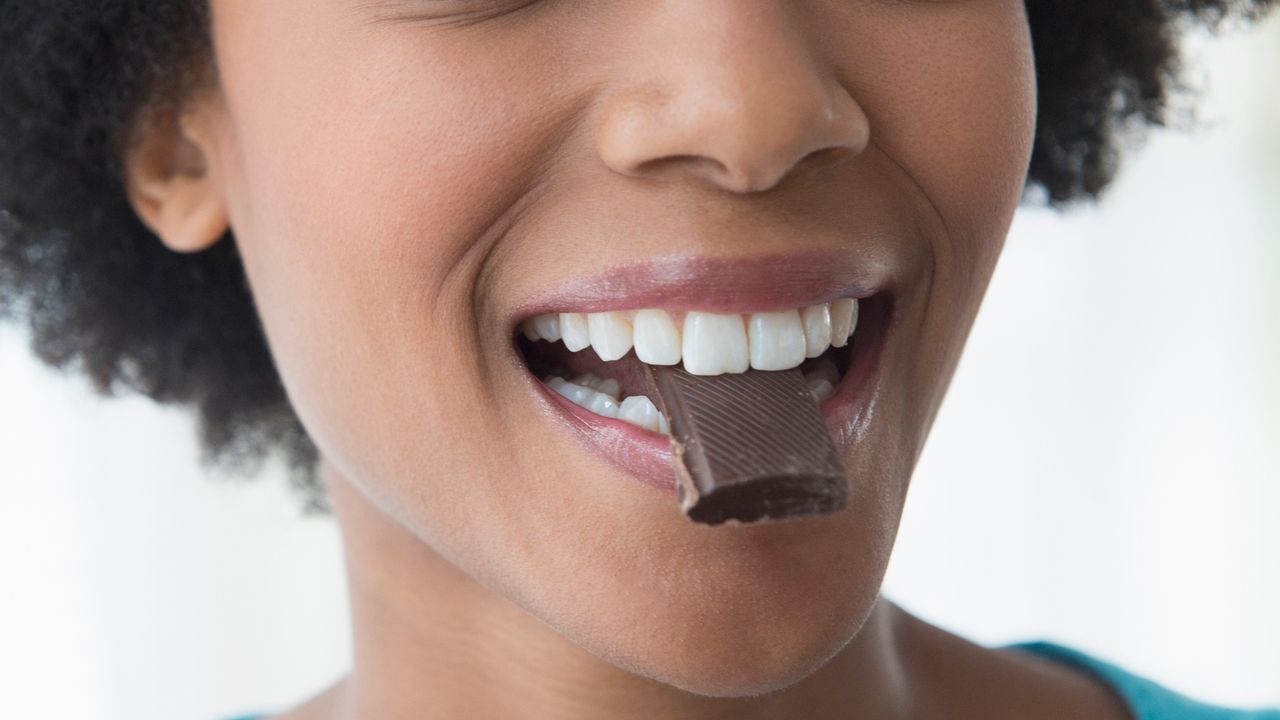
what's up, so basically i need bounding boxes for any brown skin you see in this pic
[125,1,1133,718]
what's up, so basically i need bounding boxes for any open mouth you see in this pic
[515,296,881,437]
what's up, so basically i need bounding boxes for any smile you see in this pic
[518,300,860,434]
[511,254,892,495]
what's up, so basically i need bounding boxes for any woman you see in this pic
[1,1,1276,718]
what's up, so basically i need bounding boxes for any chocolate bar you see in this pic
[646,365,848,525]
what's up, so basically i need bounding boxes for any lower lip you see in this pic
[522,301,887,495]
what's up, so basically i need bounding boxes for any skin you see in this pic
[125,1,1134,718]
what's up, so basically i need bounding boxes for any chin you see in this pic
[624,603,867,697]
[546,562,881,698]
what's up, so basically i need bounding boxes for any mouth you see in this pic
[511,255,892,495]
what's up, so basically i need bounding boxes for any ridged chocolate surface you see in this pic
[648,366,848,525]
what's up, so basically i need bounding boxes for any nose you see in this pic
[595,2,870,195]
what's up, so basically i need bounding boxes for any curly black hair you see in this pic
[0,0,1275,513]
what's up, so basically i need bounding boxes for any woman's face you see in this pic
[195,0,1035,696]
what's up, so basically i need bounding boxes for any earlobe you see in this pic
[123,96,229,254]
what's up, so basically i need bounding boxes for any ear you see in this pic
[123,90,229,254]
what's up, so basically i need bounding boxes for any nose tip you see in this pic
[595,27,871,195]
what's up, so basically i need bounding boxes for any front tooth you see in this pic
[618,395,661,432]
[532,313,562,342]
[801,304,832,358]
[682,312,749,375]
[588,311,634,361]
[560,312,591,352]
[586,391,620,418]
[830,299,858,348]
[632,309,682,365]
[748,310,806,371]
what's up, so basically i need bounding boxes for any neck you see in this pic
[325,464,921,720]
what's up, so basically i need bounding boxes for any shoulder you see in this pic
[894,606,1272,720]
[1001,640,1280,720]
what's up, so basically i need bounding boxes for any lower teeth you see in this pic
[545,376,670,434]
[802,357,840,402]
[807,377,835,402]
[543,358,839,432]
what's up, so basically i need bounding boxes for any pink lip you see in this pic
[534,386,680,493]
[508,251,894,327]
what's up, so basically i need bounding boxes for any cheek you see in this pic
[829,2,1037,421]
[208,5,576,500]
[847,3,1037,277]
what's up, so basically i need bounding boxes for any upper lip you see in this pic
[508,250,895,333]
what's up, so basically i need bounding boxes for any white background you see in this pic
[1,18,1277,720]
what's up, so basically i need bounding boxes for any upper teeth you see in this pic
[521,299,858,376]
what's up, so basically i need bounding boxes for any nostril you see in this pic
[635,154,791,194]
[786,146,856,186]
[806,145,855,170]
[632,154,729,184]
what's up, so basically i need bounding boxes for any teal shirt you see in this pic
[221,640,1280,720]
[1003,641,1280,720]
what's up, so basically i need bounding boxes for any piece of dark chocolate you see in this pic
[646,365,848,525]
